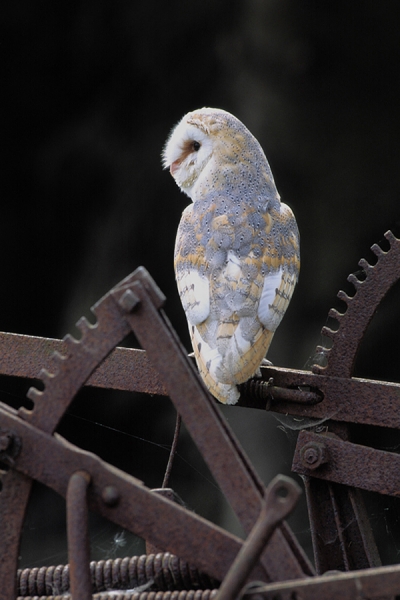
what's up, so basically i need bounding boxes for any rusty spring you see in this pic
[17,553,220,597]
[240,379,322,406]
[17,591,218,600]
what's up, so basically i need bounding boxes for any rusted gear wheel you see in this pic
[304,230,400,574]
[312,230,400,378]
[0,270,145,597]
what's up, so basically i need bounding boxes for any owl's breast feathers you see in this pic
[174,195,299,404]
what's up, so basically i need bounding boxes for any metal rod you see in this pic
[162,412,182,488]
[240,562,400,600]
[66,470,92,600]
[216,475,302,600]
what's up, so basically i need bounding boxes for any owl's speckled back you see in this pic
[163,108,299,404]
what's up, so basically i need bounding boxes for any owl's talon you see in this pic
[261,358,273,366]
[253,359,273,378]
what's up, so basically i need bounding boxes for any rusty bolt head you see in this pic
[102,485,120,506]
[118,289,140,313]
[300,441,328,470]
[0,429,21,465]
[0,431,12,452]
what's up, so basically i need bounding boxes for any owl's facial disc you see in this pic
[163,119,213,198]
[170,139,202,176]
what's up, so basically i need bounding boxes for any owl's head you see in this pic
[162,108,217,198]
[163,107,270,200]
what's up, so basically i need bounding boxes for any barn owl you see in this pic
[163,108,300,405]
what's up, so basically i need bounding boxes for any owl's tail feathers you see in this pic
[189,325,240,404]
[225,327,274,384]
[200,371,241,405]
[189,323,274,405]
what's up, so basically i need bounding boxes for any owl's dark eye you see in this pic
[192,141,201,151]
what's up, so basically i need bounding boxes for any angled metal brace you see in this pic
[109,268,313,581]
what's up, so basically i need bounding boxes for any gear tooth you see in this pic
[76,316,96,338]
[63,333,80,351]
[371,243,385,258]
[384,230,398,244]
[315,344,327,353]
[89,304,101,322]
[46,350,67,375]
[38,367,55,384]
[347,272,362,289]
[358,258,371,272]
[52,350,67,362]
[26,386,43,403]
[321,325,336,340]
[315,344,331,357]
[336,290,351,305]
[328,308,343,323]
[18,405,33,420]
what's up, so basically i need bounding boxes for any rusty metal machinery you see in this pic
[1,230,400,599]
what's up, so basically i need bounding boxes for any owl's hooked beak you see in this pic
[170,159,181,176]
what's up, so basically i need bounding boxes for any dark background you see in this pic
[2,0,400,572]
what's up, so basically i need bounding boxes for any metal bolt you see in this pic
[300,441,328,470]
[102,485,120,506]
[0,429,21,463]
[118,289,140,313]
[0,431,12,452]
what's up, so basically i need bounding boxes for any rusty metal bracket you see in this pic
[243,367,400,429]
[293,430,400,497]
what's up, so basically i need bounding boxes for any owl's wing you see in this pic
[174,200,299,405]
[174,205,210,326]
[257,203,300,331]
[258,267,298,331]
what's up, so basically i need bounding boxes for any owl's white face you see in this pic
[162,112,215,199]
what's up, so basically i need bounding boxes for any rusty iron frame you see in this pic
[3,334,400,430]
[0,267,312,599]
[1,230,400,599]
